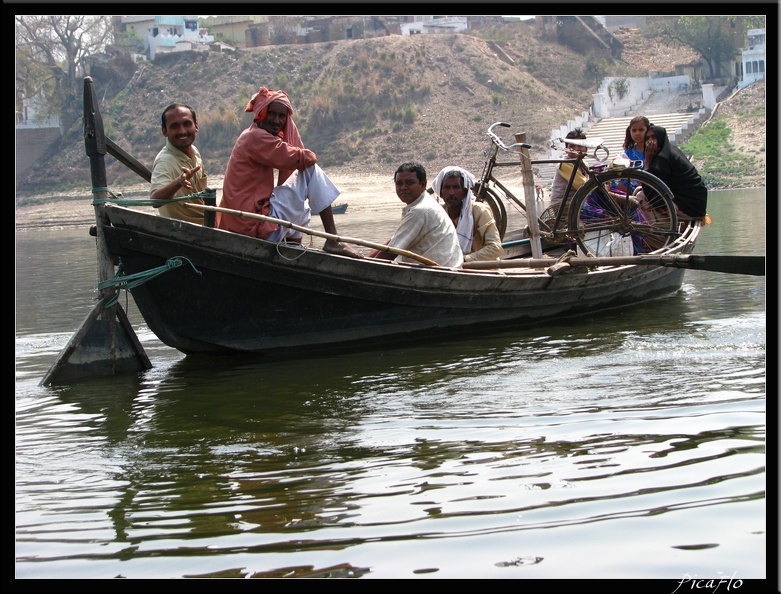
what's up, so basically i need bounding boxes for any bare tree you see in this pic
[15,15,113,126]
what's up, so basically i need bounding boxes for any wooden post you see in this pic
[40,77,151,386]
[516,132,543,258]
[83,77,115,296]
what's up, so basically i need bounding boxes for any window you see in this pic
[758,61,764,73]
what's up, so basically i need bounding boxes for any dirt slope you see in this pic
[16,24,765,201]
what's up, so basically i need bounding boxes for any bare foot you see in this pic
[323,239,364,259]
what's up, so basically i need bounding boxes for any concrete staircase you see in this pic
[533,79,715,190]
[535,109,705,190]
[584,111,705,162]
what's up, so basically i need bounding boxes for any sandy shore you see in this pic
[14,169,534,258]
[15,172,392,230]
[15,172,453,256]
[15,169,530,234]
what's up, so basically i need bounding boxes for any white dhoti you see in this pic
[267,164,341,242]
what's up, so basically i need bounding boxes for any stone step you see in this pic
[582,112,702,161]
[535,111,701,188]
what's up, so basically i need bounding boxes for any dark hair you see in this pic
[395,161,426,184]
[161,103,197,129]
[623,115,651,150]
[566,127,586,140]
[443,169,465,189]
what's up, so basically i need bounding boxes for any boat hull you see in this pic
[101,205,696,356]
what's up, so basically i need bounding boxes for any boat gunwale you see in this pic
[102,203,700,283]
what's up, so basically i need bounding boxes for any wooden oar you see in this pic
[183,202,441,267]
[464,254,765,276]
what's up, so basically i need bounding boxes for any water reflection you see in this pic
[15,189,766,578]
[26,300,763,553]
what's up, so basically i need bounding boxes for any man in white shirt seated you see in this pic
[369,162,463,268]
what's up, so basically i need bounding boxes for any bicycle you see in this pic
[473,122,679,257]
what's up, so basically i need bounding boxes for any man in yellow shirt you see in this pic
[149,103,207,224]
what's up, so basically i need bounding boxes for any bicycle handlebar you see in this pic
[486,122,532,152]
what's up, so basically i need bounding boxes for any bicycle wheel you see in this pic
[474,185,508,239]
[567,169,678,257]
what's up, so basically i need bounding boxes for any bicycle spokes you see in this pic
[568,169,678,257]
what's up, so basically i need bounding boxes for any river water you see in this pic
[15,186,768,581]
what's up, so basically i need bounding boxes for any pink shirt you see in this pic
[217,125,316,238]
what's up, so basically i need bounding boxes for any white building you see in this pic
[17,93,59,128]
[147,16,214,60]
[593,15,647,32]
[739,28,765,88]
[117,16,214,60]
[400,16,468,36]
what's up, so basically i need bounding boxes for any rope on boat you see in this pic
[98,256,202,308]
[91,188,217,209]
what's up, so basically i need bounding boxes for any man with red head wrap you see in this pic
[217,87,361,257]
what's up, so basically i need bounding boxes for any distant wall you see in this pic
[593,74,694,118]
[16,127,61,181]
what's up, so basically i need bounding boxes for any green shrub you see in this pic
[683,120,760,187]
[402,104,416,124]
[608,77,629,101]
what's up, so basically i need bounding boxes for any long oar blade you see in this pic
[684,255,765,276]
[184,202,441,267]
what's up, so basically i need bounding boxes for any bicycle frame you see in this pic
[474,122,680,259]
[475,126,593,242]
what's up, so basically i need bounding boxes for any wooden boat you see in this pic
[99,202,703,356]
[331,202,348,214]
[40,76,763,384]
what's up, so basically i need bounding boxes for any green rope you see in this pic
[91,188,216,209]
[98,256,202,308]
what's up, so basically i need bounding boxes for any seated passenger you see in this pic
[368,162,463,268]
[612,115,651,195]
[216,86,361,258]
[149,103,207,224]
[622,115,651,167]
[549,128,589,206]
[432,166,503,262]
[640,124,708,220]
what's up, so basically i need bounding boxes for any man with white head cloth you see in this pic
[432,166,503,262]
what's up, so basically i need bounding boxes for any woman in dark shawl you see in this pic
[643,124,708,218]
